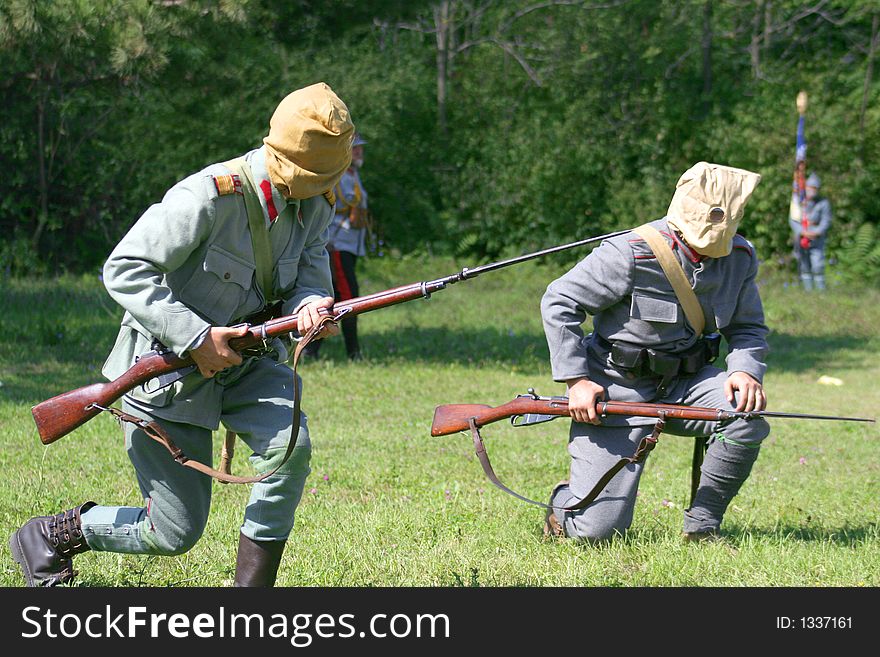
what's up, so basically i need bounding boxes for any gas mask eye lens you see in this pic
[709,207,725,223]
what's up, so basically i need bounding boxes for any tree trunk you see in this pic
[32,92,50,254]
[859,12,878,137]
[434,1,451,138]
[701,0,713,117]
[749,0,764,79]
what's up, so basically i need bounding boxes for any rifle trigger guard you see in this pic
[511,412,560,427]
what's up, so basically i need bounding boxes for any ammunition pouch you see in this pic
[646,349,681,379]
[602,333,721,380]
[608,341,647,371]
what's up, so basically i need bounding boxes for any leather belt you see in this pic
[593,333,720,380]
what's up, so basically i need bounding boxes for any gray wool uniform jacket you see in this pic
[789,196,832,248]
[101,146,334,427]
[541,218,769,420]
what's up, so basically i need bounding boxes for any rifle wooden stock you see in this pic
[32,350,192,444]
[431,398,732,436]
[33,280,443,445]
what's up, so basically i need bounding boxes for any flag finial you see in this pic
[796,90,808,115]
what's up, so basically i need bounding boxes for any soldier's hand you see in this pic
[566,377,606,425]
[191,325,248,378]
[297,297,340,339]
[724,371,767,413]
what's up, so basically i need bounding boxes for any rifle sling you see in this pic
[218,429,237,482]
[95,315,336,485]
[223,158,277,304]
[468,412,666,512]
[690,435,708,508]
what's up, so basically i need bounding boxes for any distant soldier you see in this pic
[542,162,769,543]
[9,83,353,587]
[789,172,832,291]
[306,132,370,359]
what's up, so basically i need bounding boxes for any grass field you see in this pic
[0,254,877,587]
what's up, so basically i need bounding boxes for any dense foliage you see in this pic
[1,0,878,281]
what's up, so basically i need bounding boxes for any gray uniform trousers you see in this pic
[80,356,311,555]
[551,366,769,541]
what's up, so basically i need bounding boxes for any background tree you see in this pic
[0,0,877,282]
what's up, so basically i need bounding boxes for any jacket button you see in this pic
[224,272,231,280]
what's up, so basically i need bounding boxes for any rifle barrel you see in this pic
[750,411,875,423]
[461,229,631,278]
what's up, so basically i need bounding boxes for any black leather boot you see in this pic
[9,501,96,587]
[233,533,286,587]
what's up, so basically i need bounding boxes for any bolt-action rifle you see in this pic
[430,389,875,510]
[32,230,631,446]
[430,387,875,436]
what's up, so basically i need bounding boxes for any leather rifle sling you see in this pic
[467,413,666,511]
[691,435,708,507]
[633,224,709,506]
[218,429,236,482]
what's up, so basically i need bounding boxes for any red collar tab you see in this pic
[670,230,705,263]
[259,179,279,223]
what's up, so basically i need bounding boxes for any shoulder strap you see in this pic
[632,224,706,336]
[222,158,277,303]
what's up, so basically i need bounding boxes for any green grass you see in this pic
[0,256,877,587]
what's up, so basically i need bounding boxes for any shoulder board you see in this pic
[627,226,675,245]
[213,174,241,197]
[732,234,754,257]
[323,189,336,207]
[626,228,675,256]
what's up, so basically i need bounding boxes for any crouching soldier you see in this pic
[10,83,353,586]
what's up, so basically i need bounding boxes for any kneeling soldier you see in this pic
[542,162,769,542]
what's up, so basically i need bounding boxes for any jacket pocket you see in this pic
[275,255,301,298]
[180,245,255,324]
[630,294,680,324]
